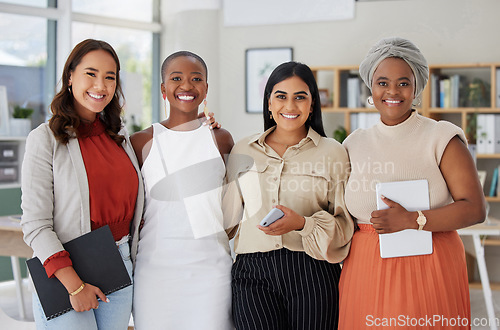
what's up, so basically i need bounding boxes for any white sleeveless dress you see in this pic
[133,122,233,329]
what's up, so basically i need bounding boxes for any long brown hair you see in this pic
[49,39,124,145]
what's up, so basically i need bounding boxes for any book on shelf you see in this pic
[347,76,361,108]
[450,74,462,108]
[440,78,451,108]
[497,68,500,108]
[431,74,464,108]
[490,167,499,197]
[477,114,487,154]
[340,72,371,109]
[431,74,439,107]
[498,166,500,197]
[339,71,349,107]
[476,114,500,154]
[490,115,500,154]
[350,112,380,131]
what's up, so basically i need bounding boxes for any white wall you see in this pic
[160,5,220,120]
[162,0,500,140]
[216,0,500,141]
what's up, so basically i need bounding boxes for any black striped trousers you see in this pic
[231,248,341,330]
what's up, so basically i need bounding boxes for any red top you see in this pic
[43,118,139,277]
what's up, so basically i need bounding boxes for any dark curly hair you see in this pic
[49,39,124,145]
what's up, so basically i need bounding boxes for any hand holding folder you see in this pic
[375,180,433,258]
[26,225,132,320]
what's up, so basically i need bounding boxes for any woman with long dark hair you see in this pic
[224,61,354,329]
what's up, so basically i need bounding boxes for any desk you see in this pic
[458,218,500,330]
[0,215,32,320]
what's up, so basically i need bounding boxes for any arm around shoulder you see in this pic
[130,127,153,168]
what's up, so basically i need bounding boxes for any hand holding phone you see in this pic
[259,208,285,227]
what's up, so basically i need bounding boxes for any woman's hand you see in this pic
[54,266,109,312]
[69,283,109,312]
[198,111,220,129]
[258,205,306,235]
[370,195,418,234]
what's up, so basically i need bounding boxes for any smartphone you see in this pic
[259,208,285,227]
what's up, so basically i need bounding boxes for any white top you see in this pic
[133,122,233,330]
[141,122,228,241]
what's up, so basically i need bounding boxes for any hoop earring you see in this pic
[163,98,168,119]
[412,97,422,107]
[367,96,374,105]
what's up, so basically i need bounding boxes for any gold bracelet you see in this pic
[69,282,85,296]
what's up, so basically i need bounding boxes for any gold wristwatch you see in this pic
[416,210,427,230]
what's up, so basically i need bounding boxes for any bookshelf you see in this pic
[311,62,500,202]
[313,65,375,133]
[423,63,500,203]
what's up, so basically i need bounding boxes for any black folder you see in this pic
[26,225,132,320]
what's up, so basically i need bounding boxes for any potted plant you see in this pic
[333,126,347,143]
[10,105,34,136]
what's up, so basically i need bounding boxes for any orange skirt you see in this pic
[339,224,470,330]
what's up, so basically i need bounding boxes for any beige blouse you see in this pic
[343,110,466,225]
[223,127,354,263]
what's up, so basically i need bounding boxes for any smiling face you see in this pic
[161,56,208,115]
[68,49,117,121]
[268,75,312,134]
[371,57,416,126]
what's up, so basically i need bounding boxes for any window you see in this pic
[71,0,159,130]
[1,0,46,7]
[72,0,153,22]
[0,1,160,134]
[0,12,50,128]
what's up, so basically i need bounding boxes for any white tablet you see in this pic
[376,180,433,258]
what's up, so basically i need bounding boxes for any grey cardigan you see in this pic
[20,122,144,266]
